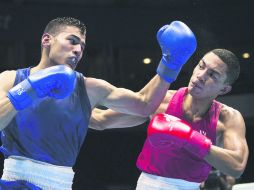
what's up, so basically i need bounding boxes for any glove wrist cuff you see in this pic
[185,131,212,159]
[7,79,37,110]
[156,59,181,83]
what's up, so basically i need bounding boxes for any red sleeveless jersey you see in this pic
[136,87,222,182]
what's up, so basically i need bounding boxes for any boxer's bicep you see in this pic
[223,111,248,165]
[85,77,115,108]
[86,77,149,115]
[207,108,249,177]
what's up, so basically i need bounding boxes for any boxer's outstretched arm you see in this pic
[0,71,17,130]
[205,107,249,178]
[86,75,170,117]
[89,91,174,130]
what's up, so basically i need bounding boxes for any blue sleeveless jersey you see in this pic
[0,68,91,167]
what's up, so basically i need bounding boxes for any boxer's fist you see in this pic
[156,21,197,83]
[147,113,211,159]
[7,65,76,110]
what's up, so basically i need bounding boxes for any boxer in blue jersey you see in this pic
[0,17,197,189]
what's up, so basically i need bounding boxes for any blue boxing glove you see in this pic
[7,65,76,110]
[157,21,197,83]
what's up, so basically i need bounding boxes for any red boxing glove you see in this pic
[147,113,212,159]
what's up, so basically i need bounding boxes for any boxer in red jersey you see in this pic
[90,49,249,190]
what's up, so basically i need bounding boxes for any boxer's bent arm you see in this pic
[204,108,248,178]
[89,108,148,130]
[86,75,170,117]
[0,71,17,130]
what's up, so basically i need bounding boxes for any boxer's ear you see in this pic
[41,33,52,48]
[219,85,231,95]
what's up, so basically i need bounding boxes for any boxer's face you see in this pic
[44,26,86,70]
[188,52,231,99]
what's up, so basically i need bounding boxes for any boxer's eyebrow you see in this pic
[202,59,222,77]
[201,59,207,66]
[69,35,86,50]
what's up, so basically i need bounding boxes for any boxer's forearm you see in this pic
[89,108,148,130]
[137,75,170,115]
[205,145,248,178]
[100,75,170,117]
[0,96,17,130]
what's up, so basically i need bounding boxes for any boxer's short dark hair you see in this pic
[211,49,240,85]
[44,17,86,36]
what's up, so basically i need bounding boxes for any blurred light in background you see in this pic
[143,57,152,64]
[242,52,250,59]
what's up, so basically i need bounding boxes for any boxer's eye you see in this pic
[198,63,205,70]
[69,38,78,45]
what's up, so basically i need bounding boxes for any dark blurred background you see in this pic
[0,0,254,189]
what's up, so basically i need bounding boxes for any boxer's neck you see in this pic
[183,93,213,122]
[30,59,57,75]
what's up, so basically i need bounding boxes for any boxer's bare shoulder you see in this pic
[218,104,244,130]
[216,103,245,146]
